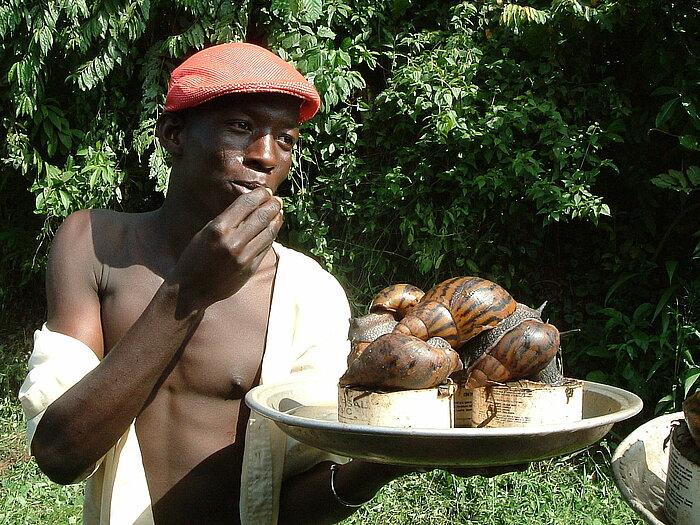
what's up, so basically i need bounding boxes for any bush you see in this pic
[1,0,698,413]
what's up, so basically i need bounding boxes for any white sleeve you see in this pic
[18,324,101,449]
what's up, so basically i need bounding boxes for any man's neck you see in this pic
[155,193,214,258]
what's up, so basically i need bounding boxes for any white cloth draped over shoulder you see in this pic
[18,243,351,525]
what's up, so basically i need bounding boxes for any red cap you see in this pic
[164,42,320,123]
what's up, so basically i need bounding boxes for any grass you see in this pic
[341,447,644,525]
[0,328,644,525]
[1,401,83,524]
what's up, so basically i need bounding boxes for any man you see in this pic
[20,42,416,525]
[19,43,519,525]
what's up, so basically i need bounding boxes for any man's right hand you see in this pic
[168,186,283,315]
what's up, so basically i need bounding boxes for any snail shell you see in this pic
[394,276,517,346]
[531,349,565,385]
[347,284,424,366]
[460,302,546,364]
[339,333,463,390]
[369,284,425,317]
[463,318,561,389]
[683,392,700,450]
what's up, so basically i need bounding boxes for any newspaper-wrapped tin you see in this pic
[664,420,700,525]
[470,379,583,428]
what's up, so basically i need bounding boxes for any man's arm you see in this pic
[279,460,412,525]
[279,459,528,525]
[31,188,282,484]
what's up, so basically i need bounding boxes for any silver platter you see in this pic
[245,380,642,467]
[612,412,684,525]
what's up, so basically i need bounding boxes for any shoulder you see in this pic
[47,208,142,291]
[51,209,129,249]
[48,210,97,268]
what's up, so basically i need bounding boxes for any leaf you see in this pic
[679,135,700,151]
[604,273,641,304]
[655,97,679,129]
[651,86,679,97]
[316,27,335,39]
[684,368,700,397]
[299,0,322,23]
[646,357,668,380]
[652,284,679,322]
[58,189,72,210]
[687,166,700,185]
[665,260,678,285]
[681,96,699,121]
[586,370,608,383]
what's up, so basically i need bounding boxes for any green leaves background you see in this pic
[1,0,698,413]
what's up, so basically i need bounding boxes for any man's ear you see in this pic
[156,112,186,157]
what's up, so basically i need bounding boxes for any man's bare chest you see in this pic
[97,261,274,399]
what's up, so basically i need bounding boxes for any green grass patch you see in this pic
[0,400,83,524]
[341,450,644,525]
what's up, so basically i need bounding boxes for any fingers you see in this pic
[206,188,283,258]
[220,186,279,230]
[241,209,284,271]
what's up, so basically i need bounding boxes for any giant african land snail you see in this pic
[341,276,565,391]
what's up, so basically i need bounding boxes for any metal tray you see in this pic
[245,380,643,467]
[612,412,684,525]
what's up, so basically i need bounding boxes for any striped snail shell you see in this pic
[462,316,561,389]
[393,276,517,346]
[460,302,547,364]
[339,333,463,390]
[369,283,425,317]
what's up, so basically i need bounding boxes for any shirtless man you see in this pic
[20,43,414,524]
[21,43,521,525]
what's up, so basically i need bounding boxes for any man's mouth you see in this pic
[229,180,266,193]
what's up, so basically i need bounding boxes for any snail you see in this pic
[458,302,564,388]
[393,276,517,347]
[347,284,424,366]
[683,392,700,451]
[341,332,463,390]
[342,276,566,391]
[341,276,522,390]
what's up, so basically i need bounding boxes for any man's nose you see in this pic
[244,133,277,172]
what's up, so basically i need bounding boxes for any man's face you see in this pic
[175,93,301,215]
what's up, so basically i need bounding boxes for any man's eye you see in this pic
[228,121,251,131]
[277,134,296,147]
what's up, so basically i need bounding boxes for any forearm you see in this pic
[279,460,413,525]
[32,280,202,484]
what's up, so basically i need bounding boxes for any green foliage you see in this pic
[0,0,698,413]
